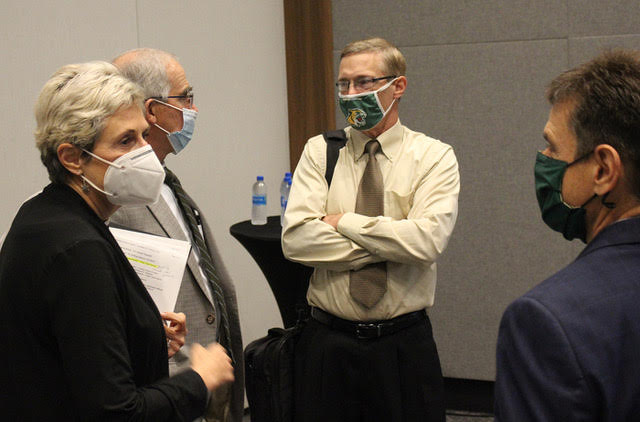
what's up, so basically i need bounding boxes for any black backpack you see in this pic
[243,130,347,422]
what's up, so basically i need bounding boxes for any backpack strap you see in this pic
[322,129,347,187]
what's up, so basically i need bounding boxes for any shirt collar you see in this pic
[347,120,403,162]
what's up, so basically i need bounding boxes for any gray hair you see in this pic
[34,61,145,184]
[113,48,177,98]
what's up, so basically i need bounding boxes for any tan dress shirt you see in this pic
[282,121,459,321]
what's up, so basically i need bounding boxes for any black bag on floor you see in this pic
[245,130,344,421]
[244,320,305,422]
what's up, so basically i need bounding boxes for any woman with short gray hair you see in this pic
[0,61,234,421]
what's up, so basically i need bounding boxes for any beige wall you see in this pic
[0,0,288,347]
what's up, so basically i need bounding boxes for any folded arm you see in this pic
[336,148,459,266]
[282,138,382,272]
[283,139,459,270]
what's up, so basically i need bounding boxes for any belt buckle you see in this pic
[356,323,380,339]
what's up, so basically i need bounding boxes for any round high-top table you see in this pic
[229,216,312,328]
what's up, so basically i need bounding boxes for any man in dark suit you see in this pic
[494,49,640,420]
[110,49,243,422]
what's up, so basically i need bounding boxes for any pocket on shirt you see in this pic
[386,189,413,218]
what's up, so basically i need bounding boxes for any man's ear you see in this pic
[145,98,157,124]
[393,76,407,99]
[592,144,622,196]
[57,143,85,176]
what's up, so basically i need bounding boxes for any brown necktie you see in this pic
[350,140,387,308]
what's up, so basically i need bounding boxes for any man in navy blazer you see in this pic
[495,49,640,420]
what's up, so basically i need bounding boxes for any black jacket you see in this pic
[0,183,207,421]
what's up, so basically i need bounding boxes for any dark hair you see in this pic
[546,49,640,197]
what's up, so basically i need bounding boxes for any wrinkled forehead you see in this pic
[166,60,190,95]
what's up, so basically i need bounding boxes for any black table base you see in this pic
[230,216,312,328]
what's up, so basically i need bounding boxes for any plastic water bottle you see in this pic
[251,176,267,225]
[280,172,292,225]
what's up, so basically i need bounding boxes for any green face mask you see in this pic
[534,151,596,242]
[338,78,397,131]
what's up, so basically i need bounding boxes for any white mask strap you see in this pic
[82,149,124,170]
[382,97,397,116]
[152,100,183,136]
[152,98,183,112]
[80,175,113,197]
[154,123,171,135]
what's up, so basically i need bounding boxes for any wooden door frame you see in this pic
[283,0,335,172]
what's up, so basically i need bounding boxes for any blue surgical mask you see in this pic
[153,100,198,154]
[338,78,397,131]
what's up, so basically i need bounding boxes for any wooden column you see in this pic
[283,0,335,172]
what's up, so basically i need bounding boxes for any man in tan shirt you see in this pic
[282,37,459,422]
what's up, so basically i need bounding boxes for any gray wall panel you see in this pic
[333,0,566,48]
[402,40,582,379]
[569,35,640,65]
[569,0,640,36]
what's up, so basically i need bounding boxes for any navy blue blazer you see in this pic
[495,217,640,421]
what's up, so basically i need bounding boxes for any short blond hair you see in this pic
[34,61,144,183]
[340,37,406,76]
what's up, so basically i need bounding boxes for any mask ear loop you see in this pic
[81,177,90,193]
[78,149,119,197]
[601,192,616,209]
[78,150,93,194]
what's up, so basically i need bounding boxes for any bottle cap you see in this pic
[257,176,264,181]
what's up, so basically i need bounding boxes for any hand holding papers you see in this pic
[110,227,191,313]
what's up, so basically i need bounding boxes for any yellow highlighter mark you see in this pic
[127,257,158,268]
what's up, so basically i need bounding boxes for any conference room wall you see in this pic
[333,0,640,380]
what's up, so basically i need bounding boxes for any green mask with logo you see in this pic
[338,78,397,131]
[534,151,597,243]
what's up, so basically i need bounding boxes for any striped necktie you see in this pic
[349,140,387,308]
[164,168,233,360]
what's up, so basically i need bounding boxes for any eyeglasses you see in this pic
[335,76,396,94]
[149,93,194,109]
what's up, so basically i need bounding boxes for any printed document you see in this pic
[110,227,190,313]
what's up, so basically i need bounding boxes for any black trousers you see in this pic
[293,313,445,422]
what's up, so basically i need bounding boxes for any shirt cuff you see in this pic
[337,212,391,239]
[336,212,364,236]
[172,368,210,411]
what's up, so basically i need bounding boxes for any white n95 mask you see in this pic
[81,145,165,206]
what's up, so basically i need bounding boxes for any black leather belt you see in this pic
[310,307,426,339]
